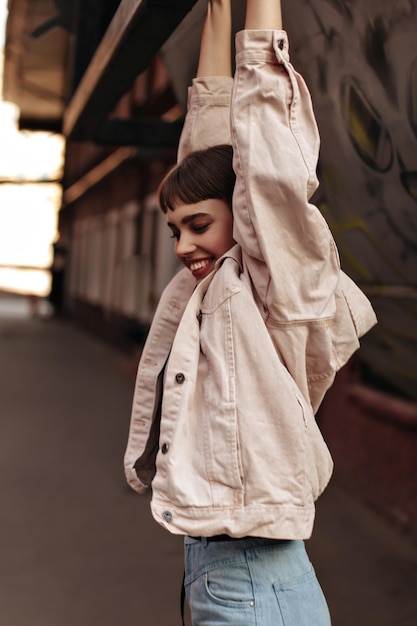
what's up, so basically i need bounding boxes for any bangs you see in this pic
[158,145,235,213]
[159,165,211,213]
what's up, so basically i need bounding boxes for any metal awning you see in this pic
[3,0,204,142]
[3,0,244,145]
[63,0,200,141]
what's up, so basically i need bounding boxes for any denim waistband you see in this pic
[184,536,305,585]
[185,535,294,548]
[187,534,237,544]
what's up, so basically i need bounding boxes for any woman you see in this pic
[125,1,377,623]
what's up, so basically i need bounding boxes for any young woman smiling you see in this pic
[125,1,377,623]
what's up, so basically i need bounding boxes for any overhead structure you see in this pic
[63,0,199,143]
[2,0,205,145]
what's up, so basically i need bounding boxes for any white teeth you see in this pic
[190,259,211,271]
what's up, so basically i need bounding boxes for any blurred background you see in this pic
[0,1,416,625]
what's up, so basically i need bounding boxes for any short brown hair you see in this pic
[159,144,235,213]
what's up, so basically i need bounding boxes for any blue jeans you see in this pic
[184,536,331,626]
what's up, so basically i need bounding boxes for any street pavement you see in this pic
[1,295,417,626]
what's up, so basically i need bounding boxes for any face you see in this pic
[167,199,235,282]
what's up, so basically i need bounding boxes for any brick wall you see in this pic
[318,359,417,541]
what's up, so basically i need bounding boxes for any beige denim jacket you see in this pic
[124,30,377,540]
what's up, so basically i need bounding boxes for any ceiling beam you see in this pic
[94,118,184,146]
[63,0,199,141]
[63,147,137,205]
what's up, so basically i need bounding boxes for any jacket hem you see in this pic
[150,501,316,540]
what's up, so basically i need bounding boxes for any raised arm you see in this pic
[230,0,343,407]
[197,0,232,78]
[177,0,233,162]
[245,0,282,30]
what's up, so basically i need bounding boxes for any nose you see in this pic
[174,232,197,258]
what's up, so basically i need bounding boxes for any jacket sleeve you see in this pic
[231,29,336,320]
[231,30,376,412]
[177,76,233,162]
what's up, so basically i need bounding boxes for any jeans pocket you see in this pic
[273,568,331,626]
[204,563,254,608]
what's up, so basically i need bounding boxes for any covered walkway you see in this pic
[1,295,417,625]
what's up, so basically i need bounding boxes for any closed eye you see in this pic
[191,223,210,234]
[168,227,180,240]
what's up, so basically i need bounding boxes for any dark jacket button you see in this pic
[175,372,185,384]
[161,443,169,454]
[162,511,173,522]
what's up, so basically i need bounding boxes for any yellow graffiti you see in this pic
[319,202,409,283]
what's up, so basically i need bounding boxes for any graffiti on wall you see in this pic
[283,0,417,398]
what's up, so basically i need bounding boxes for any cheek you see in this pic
[223,217,235,247]
[215,230,234,256]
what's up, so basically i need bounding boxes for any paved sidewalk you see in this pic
[1,308,416,625]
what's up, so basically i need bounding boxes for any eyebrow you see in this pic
[167,212,210,228]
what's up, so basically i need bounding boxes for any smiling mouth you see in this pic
[189,259,213,272]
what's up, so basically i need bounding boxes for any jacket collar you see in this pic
[215,243,243,272]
